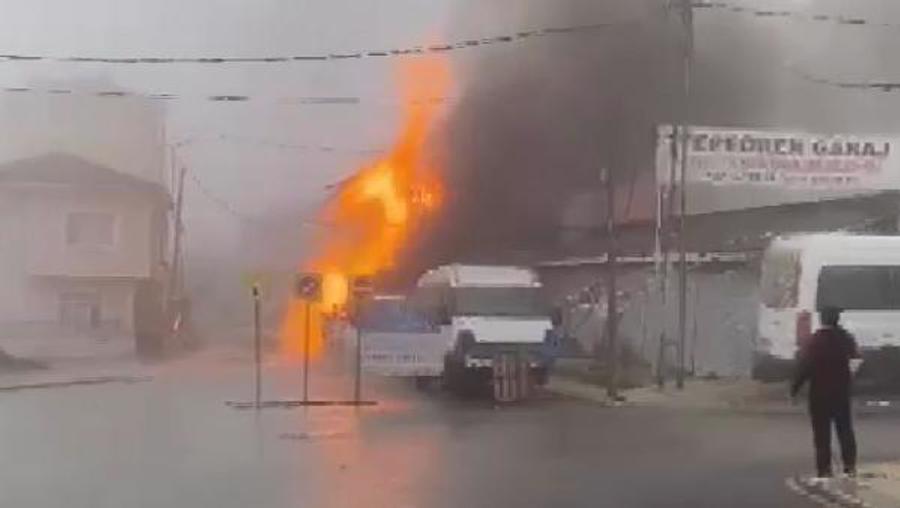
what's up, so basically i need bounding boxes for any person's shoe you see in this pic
[842,469,857,480]
[807,475,833,487]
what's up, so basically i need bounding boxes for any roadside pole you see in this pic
[690,282,700,376]
[351,276,374,404]
[252,284,262,410]
[676,0,694,390]
[294,272,323,404]
[303,301,311,403]
[168,166,186,313]
[604,167,620,400]
[225,272,379,411]
[354,314,363,403]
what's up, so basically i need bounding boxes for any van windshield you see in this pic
[817,266,900,311]
[359,299,434,333]
[452,287,545,317]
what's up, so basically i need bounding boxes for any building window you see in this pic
[59,291,102,329]
[66,212,115,246]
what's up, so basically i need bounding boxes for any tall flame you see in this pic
[279,57,449,358]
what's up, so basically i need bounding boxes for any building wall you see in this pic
[538,262,760,378]
[0,189,29,323]
[5,278,136,335]
[20,186,160,278]
[0,185,160,337]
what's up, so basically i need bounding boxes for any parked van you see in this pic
[410,264,554,398]
[756,234,900,380]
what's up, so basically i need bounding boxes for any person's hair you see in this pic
[820,306,842,327]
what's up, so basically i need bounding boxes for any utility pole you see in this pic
[604,167,619,400]
[168,166,187,310]
[354,311,363,403]
[303,302,311,403]
[676,0,694,390]
[252,284,262,410]
[657,127,678,389]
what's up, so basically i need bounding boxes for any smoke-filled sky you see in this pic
[1,0,900,269]
[0,0,460,259]
[398,0,900,271]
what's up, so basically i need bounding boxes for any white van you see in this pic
[410,264,554,395]
[756,234,900,379]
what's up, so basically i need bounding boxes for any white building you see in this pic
[0,153,170,358]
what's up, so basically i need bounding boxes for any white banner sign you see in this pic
[656,125,899,189]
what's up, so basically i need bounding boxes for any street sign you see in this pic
[295,273,322,302]
[656,124,899,190]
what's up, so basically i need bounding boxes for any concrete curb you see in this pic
[548,375,900,417]
[0,375,152,393]
[546,375,802,414]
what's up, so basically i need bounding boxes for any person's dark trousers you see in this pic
[810,397,857,477]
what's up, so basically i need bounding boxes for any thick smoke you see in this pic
[438,1,674,251]
[391,0,681,281]
[392,0,900,285]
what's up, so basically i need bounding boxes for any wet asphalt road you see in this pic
[2,349,899,508]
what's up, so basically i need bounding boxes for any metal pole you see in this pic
[168,166,186,307]
[604,167,619,400]
[676,0,694,390]
[656,332,666,389]
[657,184,669,389]
[354,317,363,403]
[303,301,311,403]
[691,281,700,376]
[252,284,262,410]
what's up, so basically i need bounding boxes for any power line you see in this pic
[694,1,900,93]
[0,85,413,105]
[202,133,384,155]
[185,166,255,221]
[185,166,335,229]
[0,21,633,66]
[694,1,900,30]
[787,64,900,92]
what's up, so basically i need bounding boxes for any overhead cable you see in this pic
[0,21,632,66]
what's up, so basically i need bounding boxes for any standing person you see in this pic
[791,306,861,480]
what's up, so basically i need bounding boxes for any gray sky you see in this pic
[2,0,900,262]
[0,0,473,255]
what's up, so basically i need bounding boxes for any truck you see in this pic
[355,294,450,389]
[410,264,554,401]
[756,234,900,384]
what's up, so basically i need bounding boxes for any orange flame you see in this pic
[279,57,450,357]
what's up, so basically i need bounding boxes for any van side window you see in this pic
[817,266,900,311]
[411,285,450,325]
[761,251,800,308]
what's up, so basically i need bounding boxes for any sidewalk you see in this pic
[547,374,796,412]
[789,464,900,508]
[549,373,900,415]
[855,463,900,507]
[0,337,154,392]
[0,358,153,392]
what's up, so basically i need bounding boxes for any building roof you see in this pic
[555,190,900,260]
[0,152,168,201]
[561,169,886,230]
